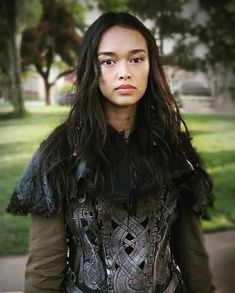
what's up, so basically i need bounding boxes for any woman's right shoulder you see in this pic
[7,148,58,217]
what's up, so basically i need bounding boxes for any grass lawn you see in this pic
[0,102,235,255]
[0,102,68,255]
[184,113,235,231]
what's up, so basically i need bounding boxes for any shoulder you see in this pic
[170,150,214,218]
[179,165,214,218]
[7,149,58,217]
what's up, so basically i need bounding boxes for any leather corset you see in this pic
[64,188,187,293]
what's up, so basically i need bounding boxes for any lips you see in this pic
[114,84,136,94]
[115,84,136,90]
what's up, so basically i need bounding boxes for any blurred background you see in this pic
[0,0,235,292]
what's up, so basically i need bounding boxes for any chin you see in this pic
[114,97,142,106]
[103,94,143,109]
[114,101,139,107]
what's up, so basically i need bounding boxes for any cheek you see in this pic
[99,77,106,86]
[143,67,150,85]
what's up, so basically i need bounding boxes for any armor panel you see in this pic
[64,188,187,293]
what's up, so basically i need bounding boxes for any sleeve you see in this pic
[172,205,215,293]
[24,213,67,293]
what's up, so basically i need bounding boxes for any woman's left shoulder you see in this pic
[171,154,214,219]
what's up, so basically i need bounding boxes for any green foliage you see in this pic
[21,0,83,70]
[16,0,42,33]
[21,0,84,104]
[196,0,235,67]
[0,104,235,254]
[127,0,190,54]
[192,0,235,107]
[163,40,203,71]
[64,0,87,28]
[0,0,42,73]
[97,0,128,12]
[128,0,187,20]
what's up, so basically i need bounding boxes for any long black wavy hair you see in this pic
[39,12,213,212]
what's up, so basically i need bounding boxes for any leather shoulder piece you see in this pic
[7,150,57,217]
[171,156,214,219]
[189,168,214,219]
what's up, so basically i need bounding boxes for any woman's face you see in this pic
[97,26,149,113]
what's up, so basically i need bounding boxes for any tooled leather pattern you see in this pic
[65,188,185,293]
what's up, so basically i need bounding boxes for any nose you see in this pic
[117,63,132,80]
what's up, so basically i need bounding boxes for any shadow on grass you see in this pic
[0,112,25,120]
[0,213,29,255]
[0,141,39,155]
[0,108,67,128]
[189,130,214,136]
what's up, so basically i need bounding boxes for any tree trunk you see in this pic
[44,80,52,105]
[158,10,164,55]
[159,30,164,56]
[7,33,25,117]
[0,0,25,118]
[208,64,235,113]
[40,69,74,105]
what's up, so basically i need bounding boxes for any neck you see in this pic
[105,106,137,139]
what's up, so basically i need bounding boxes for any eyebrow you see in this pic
[97,49,147,56]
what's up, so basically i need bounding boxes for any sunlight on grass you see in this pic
[203,215,235,231]
[184,114,235,232]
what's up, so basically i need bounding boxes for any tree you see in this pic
[21,0,84,105]
[127,0,191,55]
[96,0,128,12]
[0,0,42,117]
[195,0,235,110]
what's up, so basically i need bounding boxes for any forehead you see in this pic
[97,26,148,53]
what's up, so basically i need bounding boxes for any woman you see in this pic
[8,12,214,293]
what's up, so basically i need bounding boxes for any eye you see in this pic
[100,59,116,66]
[131,57,144,63]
